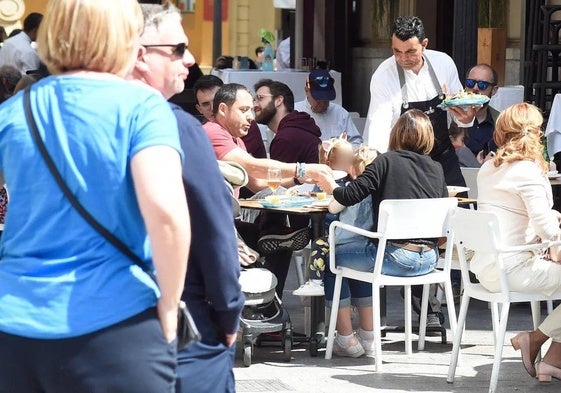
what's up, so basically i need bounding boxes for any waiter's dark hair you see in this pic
[392,16,425,42]
[213,83,251,115]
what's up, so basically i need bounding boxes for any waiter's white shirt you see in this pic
[0,32,40,75]
[294,99,363,148]
[363,49,465,153]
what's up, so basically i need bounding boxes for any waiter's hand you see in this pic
[447,105,477,124]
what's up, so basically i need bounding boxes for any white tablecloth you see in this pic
[546,93,561,157]
[211,69,342,106]
[489,85,524,112]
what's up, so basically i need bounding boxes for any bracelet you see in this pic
[293,177,302,185]
[294,162,300,178]
[298,163,306,179]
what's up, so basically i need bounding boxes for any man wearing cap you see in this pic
[294,69,363,148]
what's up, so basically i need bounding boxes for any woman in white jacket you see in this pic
[472,103,561,382]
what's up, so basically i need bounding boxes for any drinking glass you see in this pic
[267,167,282,194]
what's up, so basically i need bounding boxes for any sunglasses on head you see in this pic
[312,75,331,88]
[144,42,187,57]
[465,78,495,90]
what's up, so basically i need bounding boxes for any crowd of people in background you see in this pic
[1,2,561,392]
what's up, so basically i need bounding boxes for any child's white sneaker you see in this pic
[332,334,365,358]
[292,280,324,296]
[357,334,375,357]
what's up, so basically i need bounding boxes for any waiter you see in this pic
[363,16,475,186]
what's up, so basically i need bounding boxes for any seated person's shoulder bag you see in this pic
[23,87,200,350]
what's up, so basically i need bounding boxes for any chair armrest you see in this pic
[329,220,382,240]
[498,239,561,253]
[327,221,383,275]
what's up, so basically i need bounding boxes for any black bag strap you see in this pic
[23,87,157,284]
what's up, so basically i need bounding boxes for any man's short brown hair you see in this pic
[388,109,434,155]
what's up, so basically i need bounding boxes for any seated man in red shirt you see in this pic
[203,83,330,297]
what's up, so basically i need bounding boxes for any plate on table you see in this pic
[437,93,490,109]
[307,199,331,208]
[332,170,348,180]
[447,186,470,197]
[548,170,560,179]
[260,195,316,209]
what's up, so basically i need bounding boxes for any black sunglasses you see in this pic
[465,78,495,90]
[144,43,187,57]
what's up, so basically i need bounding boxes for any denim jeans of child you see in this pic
[324,238,438,308]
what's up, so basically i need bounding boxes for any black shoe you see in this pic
[257,227,311,254]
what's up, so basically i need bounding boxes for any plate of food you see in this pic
[447,186,470,197]
[437,92,490,109]
[260,195,316,209]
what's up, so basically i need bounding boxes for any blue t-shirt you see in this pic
[0,76,182,339]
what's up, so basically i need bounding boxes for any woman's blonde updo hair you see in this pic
[38,0,143,77]
[388,109,434,155]
[493,103,547,173]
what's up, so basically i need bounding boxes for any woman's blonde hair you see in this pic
[493,103,547,172]
[318,136,353,166]
[388,109,434,155]
[38,0,143,76]
[353,145,379,176]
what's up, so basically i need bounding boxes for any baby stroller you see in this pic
[218,160,293,366]
[239,268,293,366]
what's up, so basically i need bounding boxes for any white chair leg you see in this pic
[373,283,383,372]
[404,285,412,355]
[447,293,471,383]
[488,303,510,393]
[325,270,344,359]
[443,280,458,341]
[418,284,430,351]
[490,302,500,343]
[547,300,553,315]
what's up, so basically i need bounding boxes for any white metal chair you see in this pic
[460,167,479,199]
[447,208,561,393]
[324,198,458,372]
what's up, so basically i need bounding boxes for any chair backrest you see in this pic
[372,198,457,276]
[351,117,367,135]
[460,167,479,198]
[450,207,503,289]
[377,198,458,240]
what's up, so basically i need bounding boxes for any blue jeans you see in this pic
[324,238,438,308]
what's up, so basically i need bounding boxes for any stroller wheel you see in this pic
[243,342,252,367]
[282,335,292,362]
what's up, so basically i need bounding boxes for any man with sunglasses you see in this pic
[131,4,244,393]
[294,68,363,148]
[462,64,500,158]
[363,16,476,187]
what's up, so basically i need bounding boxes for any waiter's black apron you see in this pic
[397,57,465,187]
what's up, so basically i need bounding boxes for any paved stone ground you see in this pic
[233,263,559,393]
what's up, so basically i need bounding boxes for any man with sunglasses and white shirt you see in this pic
[462,63,499,158]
